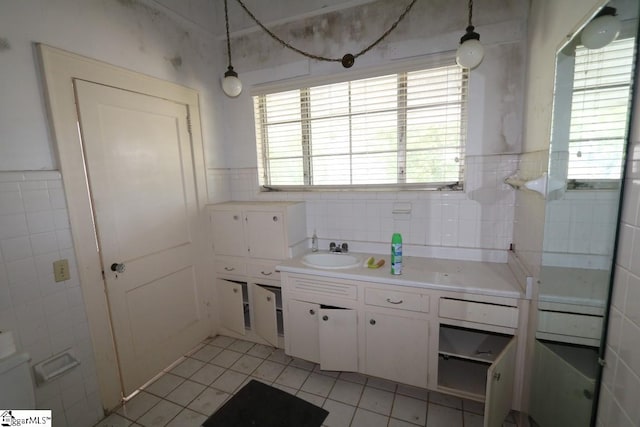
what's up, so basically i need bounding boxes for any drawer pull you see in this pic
[493,372,501,381]
[369,319,376,325]
[386,298,403,304]
[309,309,315,315]
[233,288,238,293]
[261,271,273,276]
[322,315,329,321]
[267,296,272,302]
[224,267,235,271]
[233,215,239,220]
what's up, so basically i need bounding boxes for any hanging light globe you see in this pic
[222,68,242,98]
[456,31,484,69]
[581,7,621,49]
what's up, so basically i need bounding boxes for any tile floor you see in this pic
[93,335,519,427]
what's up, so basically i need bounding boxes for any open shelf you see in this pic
[438,355,487,400]
[439,324,511,363]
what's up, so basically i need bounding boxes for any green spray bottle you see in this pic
[391,233,402,275]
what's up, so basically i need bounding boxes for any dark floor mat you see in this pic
[202,379,329,427]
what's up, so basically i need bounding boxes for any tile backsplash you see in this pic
[597,102,640,426]
[0,171,102,426]
[209,154,520,262]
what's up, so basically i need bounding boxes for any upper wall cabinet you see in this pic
[209,202,307,260]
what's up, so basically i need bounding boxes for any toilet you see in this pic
[0,351,36,409]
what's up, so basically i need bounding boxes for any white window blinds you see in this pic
[254,63,468,190]
[568,37,635,181]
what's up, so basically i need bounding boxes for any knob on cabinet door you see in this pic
[322,315,329,321]
[110,263,125,273]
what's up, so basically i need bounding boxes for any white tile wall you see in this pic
[597,70,640,427]
[0,171,103,427]
[213,155,519,261]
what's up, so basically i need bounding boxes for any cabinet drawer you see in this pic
[365,288,429,313]
[537,311,602,340]
[215,257,246,276]
[290,276,357,300]
[439,298,518,329]
[247,262,281,282]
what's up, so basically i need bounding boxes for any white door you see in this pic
[484,338,517,427]
[217,279,247,336]
[252,284,279,346]
[75,79,209,396]
[364,312,429,388]
[318,308,358,371]
[286,300,320,363]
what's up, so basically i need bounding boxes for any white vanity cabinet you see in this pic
[363,287,430,388]
[283,275,359,371]
[436,295,520,427]
[278,258,527,427]
[208,202,306,347]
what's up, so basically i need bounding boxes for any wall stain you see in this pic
[169,55,183,69]
[0,37,10,52]
[116,0,136,7]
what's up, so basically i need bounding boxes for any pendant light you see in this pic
[222,0,242,97]
[581,6,621,50]
[456,0,484,69]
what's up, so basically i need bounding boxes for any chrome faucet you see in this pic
[329,242,349,253]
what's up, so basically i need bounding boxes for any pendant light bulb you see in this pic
[456,26,484,69]
[222,67,242,98]
[222,0,242,98]
[581,7,621,49]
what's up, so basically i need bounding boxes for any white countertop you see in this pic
[538,266,609,309]
[277,252,524,299]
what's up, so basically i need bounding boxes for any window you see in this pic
[253,62,468,190]
[567,37,635,183]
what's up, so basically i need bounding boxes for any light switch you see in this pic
[53,259,70,282]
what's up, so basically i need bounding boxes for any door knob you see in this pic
[322,315,329,321]
[309,309,315,315]
[370,319,376,325]
[110,263,125,273]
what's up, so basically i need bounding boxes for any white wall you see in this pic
[597,53,640,427]
[0,0,225,171]
[0,1,224,425]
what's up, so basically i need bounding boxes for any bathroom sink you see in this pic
[301,253,361,269]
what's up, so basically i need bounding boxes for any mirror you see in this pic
[530,2,639,426]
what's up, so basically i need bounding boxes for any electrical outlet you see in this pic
[53,259,70,282]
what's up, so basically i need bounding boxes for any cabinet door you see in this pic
[364,312,429,388]
[529,340,595,427]
[286,300,320,363]
[484,338,516,427]
[252,284,279,347]
[318,308,358,372]
[211,210,246,257]
[245,211,286,260]
[217,279,246,335]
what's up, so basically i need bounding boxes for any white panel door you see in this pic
[217,279,246,336]
[75,80,209,396]
[285,300,320,363]
[252,284,279,346]
[364,312,429,388]
[485,338,517,427]
[318,308,358,372]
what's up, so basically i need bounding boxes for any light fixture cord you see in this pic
[232,0,418,63]
[224,0,233,69]
[468,0,473,27]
